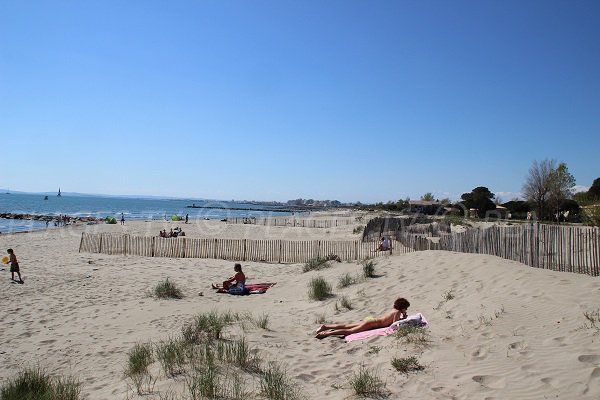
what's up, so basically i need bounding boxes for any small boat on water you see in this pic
[44,196,48,200]
[57,188,61,197]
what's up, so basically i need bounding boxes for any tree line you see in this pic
[359,159,599,225]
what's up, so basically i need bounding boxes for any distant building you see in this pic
[406,200,444,215]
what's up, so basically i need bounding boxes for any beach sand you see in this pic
[1,219,600,399]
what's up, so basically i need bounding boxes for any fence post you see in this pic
[99,234,103,254]
[78,232,84,253]
[279,240,283,263]
[151,237,155,257]
[124,234,128,256]
[243,239,247,261]
[182,238,186,258]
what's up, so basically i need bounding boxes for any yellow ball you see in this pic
[1,256,8,264]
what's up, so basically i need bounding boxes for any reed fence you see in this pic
[226,218,357,228]
[78,233,412,263]
[397,223,600,276]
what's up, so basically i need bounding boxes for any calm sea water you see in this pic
[0,193,294,233]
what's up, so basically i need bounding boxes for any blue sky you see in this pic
[1,1,598,203]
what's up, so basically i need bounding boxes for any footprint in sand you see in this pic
[471,346,488,361]
[541,377,560,388]
[578,355,600,364]
[472,375,506,389]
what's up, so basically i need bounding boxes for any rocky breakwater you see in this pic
[0,213,102,223]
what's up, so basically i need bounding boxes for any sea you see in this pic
[0,193,296,233]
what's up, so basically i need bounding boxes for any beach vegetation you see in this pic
[362,259,377,278]
[153,278,184,299]
[0,367,82,400]
[124,342,155,395]
[155,337,187,377]
[254,313,270,330]
[348,364,388,398]
[259,362,301,400]
[444,214,466,226]
[308,276,333,301]
[391,356,425,374]
[394,326,431,346]
[314,313,327,324]
[302,257,331,273]
[353,225,364,234]
[444,289,455,301]
[581,309,600,333]
[337,272,358,288]
[458,186,497,219]
[182,311,236,343]
[338,295,353,310]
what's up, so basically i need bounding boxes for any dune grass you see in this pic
[155,337,187,377]
[337,272,358,288]
[302,257,331,273]
[124,342,155,394]
[394,325,431,346]
[154,278,184,299]
[0,368,82,400]
[259,362,301,400]
[391,356,425,374]
[308,276,333,301]
[361,259,376,278]
[348,364,388,398]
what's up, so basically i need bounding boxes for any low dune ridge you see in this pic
[1,220,599,399]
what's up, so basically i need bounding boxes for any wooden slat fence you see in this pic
[226,218,356,228]
[79,233,413,263]
[397,223,600,276]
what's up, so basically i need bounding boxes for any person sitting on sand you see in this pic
[315,297,409,339]
[212,263,246,294]
[374,236,390,251]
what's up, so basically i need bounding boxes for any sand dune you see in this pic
[1,220,599,399]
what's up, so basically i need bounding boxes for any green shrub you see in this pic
[361,259,376,278]
[308,276,333,301]
[155,337,187,377]
[394,326,431,346]
[182,311,235,342]
[391,356,425,373]
[302,257,330,273]
[259,362,301,400]
[337,273,357,288]
[0,368,82,400]
[338,295,353,310]
[124,342,155,394]
[348,364,387,398]
[154,278,184,299]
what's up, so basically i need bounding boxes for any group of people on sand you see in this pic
[211,263,411,340]
[159,227,185,238]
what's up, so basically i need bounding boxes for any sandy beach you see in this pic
[1,217,600,399]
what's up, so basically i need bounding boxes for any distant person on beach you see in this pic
[185,214,189,224]
[7,249,23,284]
[375,236,390,251]
[121,213,125,225]
[315,297,409,339]
[212,263,246,294]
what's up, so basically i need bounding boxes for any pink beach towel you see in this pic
[345,313,428,343]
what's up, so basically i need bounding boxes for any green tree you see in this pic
[421,193,434,201]
[588,177,600,200]
[460,187,496,218]
[547,162,576,222]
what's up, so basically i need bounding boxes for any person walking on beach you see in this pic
[315,297,409,339]
[7,249,23,284]
[185,214,189,224]
[121,213,125,225]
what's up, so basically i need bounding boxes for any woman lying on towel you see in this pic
[212,263,246,294]
[315,297,409,339]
